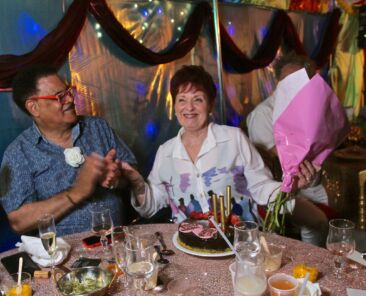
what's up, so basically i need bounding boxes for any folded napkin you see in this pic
[347,288,366,296]
[16,235,71,267]
[297,278,322,296]
[347,251,366,267]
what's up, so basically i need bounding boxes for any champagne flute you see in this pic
[124,241,155,296]
[90,207,113,260]
[326,219,356,278]
[38,214,57,275]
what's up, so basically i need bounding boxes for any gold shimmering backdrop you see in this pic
[67,0,328,176]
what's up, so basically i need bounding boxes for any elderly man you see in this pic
[247,52,329,246]
[0,64,136,236]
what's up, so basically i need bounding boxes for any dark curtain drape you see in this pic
[89,0,211,64]
[0,0,341,89]
[0,0,89,89]
[220,9,341,72]
[220,10,306,72]
[310,9,341,67]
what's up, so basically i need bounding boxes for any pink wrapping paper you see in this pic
[273,73,350,192]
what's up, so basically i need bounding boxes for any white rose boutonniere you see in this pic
[64,147,85,167]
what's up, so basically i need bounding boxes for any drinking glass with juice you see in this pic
[5,272,32,296]
[268,273,298,296]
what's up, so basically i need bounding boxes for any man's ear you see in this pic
[25,100,40,117]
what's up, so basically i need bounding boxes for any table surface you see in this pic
[1,223,366,295]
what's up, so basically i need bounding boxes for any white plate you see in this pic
[172,232,234,258]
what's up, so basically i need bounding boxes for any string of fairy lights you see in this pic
[93,1,193,44]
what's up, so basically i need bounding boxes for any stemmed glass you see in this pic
[234,221,261,258]
[326,218,356,278]
[90,207,113,260]
[38,214,57,276]
[124,241,156,296]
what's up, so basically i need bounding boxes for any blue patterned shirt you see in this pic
[0,116,136,236]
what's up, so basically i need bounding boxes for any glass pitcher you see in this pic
[234,254,267,296]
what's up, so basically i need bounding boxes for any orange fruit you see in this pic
[293,264,318,282]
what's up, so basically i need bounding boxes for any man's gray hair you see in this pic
[273,52,316,80]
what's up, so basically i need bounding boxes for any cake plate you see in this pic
[172,232,234,258]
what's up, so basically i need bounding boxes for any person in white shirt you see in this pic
[247,53,329,246]
[121,65,320,235]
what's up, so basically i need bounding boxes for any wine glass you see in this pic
[124,241,156,296]
[90,207,113,261]
[234,221,261,259]
[38,214,57,276]
[326,218,356,278]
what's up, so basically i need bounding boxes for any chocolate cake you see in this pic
[177,219,234,253]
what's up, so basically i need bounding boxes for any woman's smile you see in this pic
[175,86,212,132]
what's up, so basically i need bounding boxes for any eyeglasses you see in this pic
[28,86,77,105]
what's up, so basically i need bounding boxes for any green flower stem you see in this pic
[263,191,291,234]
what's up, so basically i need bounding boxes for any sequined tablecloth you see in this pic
[1,223,366,295]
